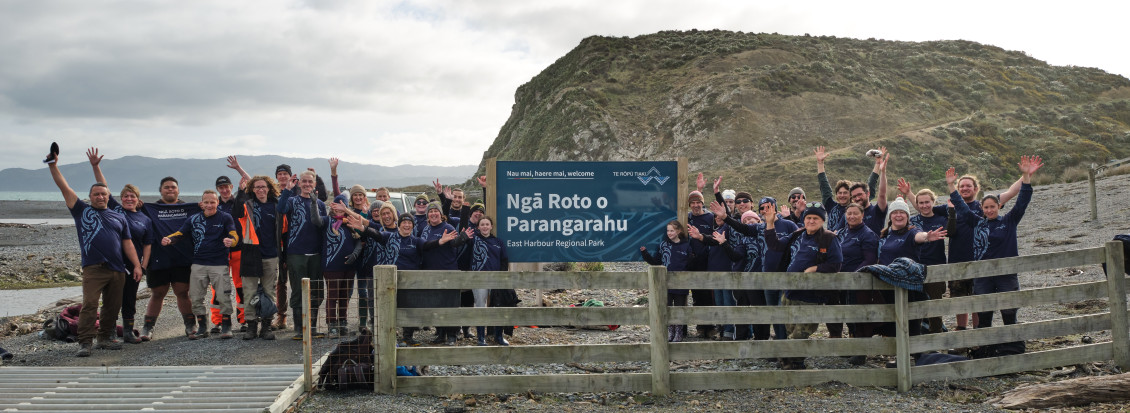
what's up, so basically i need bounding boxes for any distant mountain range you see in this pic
[0,155,476,193]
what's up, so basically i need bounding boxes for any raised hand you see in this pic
[926,227,947,242]
[477,175,487,188]
[713,175,723,194]
[238,176,249,191]
[779,204,790,217]
[688,225,702,240]
[345,214,367,230]
[433,178,443,194]
[695,172,705,192]
[711,230,727,244]
[878,153,890,173]
[897,178,911,198]
[708,201,726,217]
[86,147,102,166]
[763,204,778,224]
[226,155,240,171]
[945,167,958,186]
[814,146,828,164]
[439,229,457,244]
[463,227,475,238]
[443,186,453,199]
[875,146,888,165]
[329,157,339,175]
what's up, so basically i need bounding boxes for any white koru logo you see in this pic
[637,167,670,186]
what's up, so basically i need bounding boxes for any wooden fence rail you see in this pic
[368,242,1127,395]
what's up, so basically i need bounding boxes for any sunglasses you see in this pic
[415,200,428,206]
[806,202,823,208]
[758,204,773,210]
[735,199,752,204]
[789,195,804,200]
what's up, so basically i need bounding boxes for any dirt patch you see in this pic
[1055,299,1109,315]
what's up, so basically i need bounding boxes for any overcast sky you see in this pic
[2,0,1126,171]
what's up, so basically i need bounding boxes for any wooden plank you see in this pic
[668,336,894,360]
[395,307,648,327]
[671,369,897,390]
[906,281,1107,319]
[668,271,894,290]
[912,343,1113,383]
[670,303,894,325]
[926,247,1107,282]
[647,265,671,395]
[396,344,651,366]
[395,373,652,395]
[894,287,911,392]
[908,313,1111,354]
[1104,241,1129,369]
[301,278,312,393]
[374,265,398,394]
[397,270,648,290]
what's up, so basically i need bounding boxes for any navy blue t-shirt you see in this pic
[641,237,692,295]
[948,200,982,263]
[420,222,458,270]
[862,203,887,235]
[172,211,236,266]
[838,223,879,272]
[70,200,132,273]
[952,184,1032,261]
[470,233,508,272]
[277,189,326,255]
[109,197,154,263]
[878,227,921,265]
[687,211,716,270]
[140,201,201,270]
[910,210,947,265]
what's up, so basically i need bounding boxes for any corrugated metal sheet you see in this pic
[0,364,304,412]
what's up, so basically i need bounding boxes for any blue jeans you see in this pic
[764,290,787,340]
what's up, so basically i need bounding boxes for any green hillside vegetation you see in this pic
[474,30,1130,197]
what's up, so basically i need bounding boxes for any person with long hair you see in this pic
[640,220,694,342]
[949,156,1042,328]
[458,216,512,346]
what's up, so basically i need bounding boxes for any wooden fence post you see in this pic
[1088,167,1098,221]
[647,266,671,395]
[374,265,398,394]
[1104,241,1129,369]
[302,278,312,393]
[894,287,911,392]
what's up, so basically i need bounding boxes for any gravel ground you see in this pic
[2,175,1130,412]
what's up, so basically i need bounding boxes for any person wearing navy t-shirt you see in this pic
[85,147,152,345]
[162,190,238,340]
[313,195,357,338]
[139,176,202,341]
[641,220,694,342]
[815,145,882,235]
[949,156,1042,329]
[686,183,717,338]
[878,197,947,339]
[48,148,142,357]
[907,187,949,333]
[838,202,878,363]
[277,170,328,338]
[764,204,842,370]
[419,201,466,345]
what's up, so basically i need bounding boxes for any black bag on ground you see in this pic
[317,328,374,390]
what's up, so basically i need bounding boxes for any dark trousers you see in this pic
[974,274,1020,327]
[287,254,324,319]
[120,274,140,320]
[79,265,125,344]
[324,270,355,324]
[733,289,770,340]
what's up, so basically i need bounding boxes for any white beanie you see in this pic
[721,189,737,201]
[885,196,911,227]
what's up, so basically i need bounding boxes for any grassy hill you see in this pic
[474,30,1130,197]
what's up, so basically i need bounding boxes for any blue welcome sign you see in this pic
[494,161,679,262]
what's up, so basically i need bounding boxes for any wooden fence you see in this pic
[368,241,1127,395]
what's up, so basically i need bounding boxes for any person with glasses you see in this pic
[783,188,807,226]
[411,194,430,237]
[688,173,718,338]
[949,156,1042,330]
[763,202,842,370]
[814,146,883,234]
[223,171,283,340]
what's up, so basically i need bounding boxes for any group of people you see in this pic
[641,147,1042,369]
[50,146,514,357]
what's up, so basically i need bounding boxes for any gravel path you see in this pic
[2,175,1129,412]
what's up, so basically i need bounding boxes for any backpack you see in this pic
[41,305,83,342]
[776,228,837,272]
[317,328,374,390]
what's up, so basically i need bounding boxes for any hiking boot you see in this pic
[220,316,234,339]
[493,329,509,346]
[75,343,92,357]
[95,336,123,350]
[210,326,221,335]
[195,315,209,339]
[291,316,304,341]
[183,314,198,340]
[258,318,275,340]
[445,334,457,346]
[239,323,248,333]
[243,320,259,340]
[476,327,487,346]
[139,316,156,342]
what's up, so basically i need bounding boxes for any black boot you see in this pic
[195,315,209,339]
[220,315,233,339]
[122,318,141,344]
[291,311,304,341]
[493,328,509,346]
[140,315,156,342]
[463,326,474,340]
[183,314,198,340]
[476,327,487,346]
[244,320,259,340]
[259,318,275,340]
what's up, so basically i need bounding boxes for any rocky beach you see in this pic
[1,174,1128,412]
